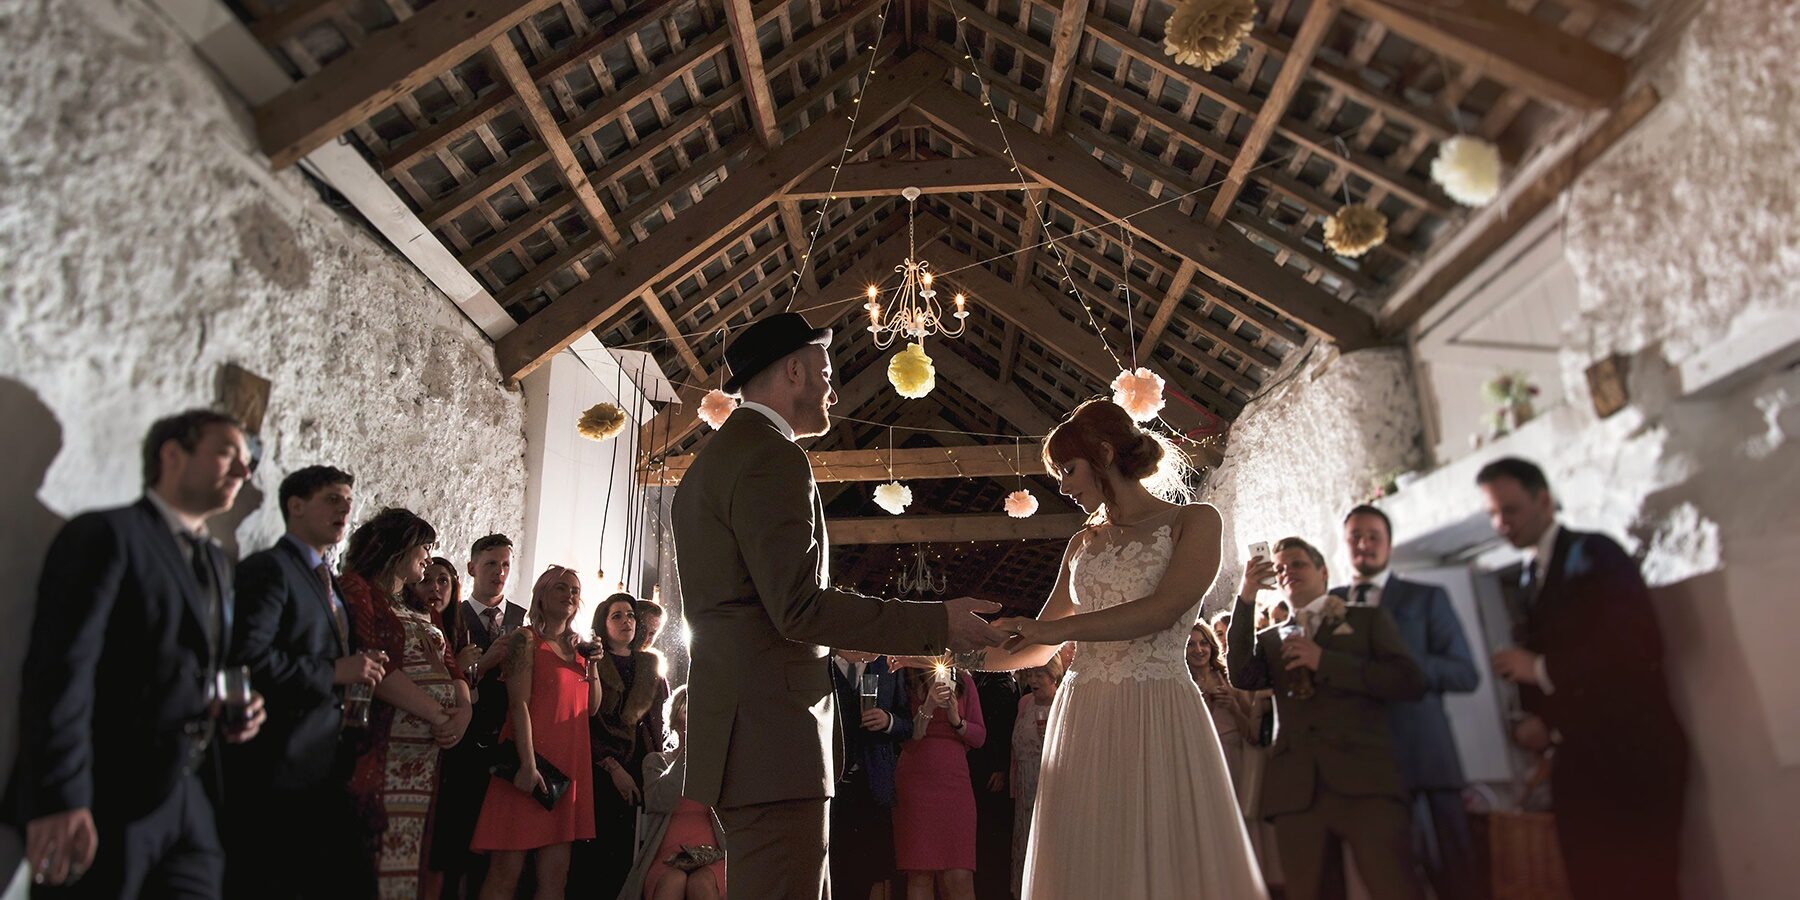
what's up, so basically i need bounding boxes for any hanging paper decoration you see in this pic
[698,389,738,429]
[887,342,937,398]
[577,402,628,441]
[1323,203,1389,258]
[1004,490,1039,519]
[1111,367,1167,423]
[1430,136,1503,207]
[874,481,913,515]
[1163,0,1256,71]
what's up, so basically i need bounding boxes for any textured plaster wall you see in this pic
[1562,0,1800,370]
[1201,347,1423,611]
[0,0,528,866]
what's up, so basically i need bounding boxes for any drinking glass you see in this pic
[859,673,880,713]
[215,666,253,728]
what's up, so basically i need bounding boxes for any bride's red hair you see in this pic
[1042,399,1170,515]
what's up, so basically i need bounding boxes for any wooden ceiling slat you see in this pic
[488,36,627,249]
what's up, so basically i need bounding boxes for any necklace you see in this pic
[1108,503,1179,528]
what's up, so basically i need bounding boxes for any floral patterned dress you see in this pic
[343,574,460,900]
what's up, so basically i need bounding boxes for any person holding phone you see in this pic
[470,565,603,900]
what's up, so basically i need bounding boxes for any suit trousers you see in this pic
[828,772,893,900]
[41,773,223,900]
[222,780,375,900]
[1414,787,1485,900]
[1272,787,1424,900]
[718,797,830,900]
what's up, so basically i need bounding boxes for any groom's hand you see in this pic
[944,596,1006,652]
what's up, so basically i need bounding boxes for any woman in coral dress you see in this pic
[471,566,602,900]
[893,667,986,900]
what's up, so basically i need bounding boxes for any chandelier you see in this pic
[895,543,947,595]
[865,187,970,349]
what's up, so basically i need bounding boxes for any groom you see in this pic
[673,312,1006,900]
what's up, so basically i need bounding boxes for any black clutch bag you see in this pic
[489,742,572,811]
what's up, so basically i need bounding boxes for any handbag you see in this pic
[489,742,572,811]
[664,844,725,873]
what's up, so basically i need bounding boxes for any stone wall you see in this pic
[1201,346,1423,611]
[0,0,528,871]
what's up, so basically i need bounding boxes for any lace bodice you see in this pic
[1065,522,1200,684]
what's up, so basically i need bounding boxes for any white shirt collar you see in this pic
[144,490,208,542]
[1295,593,1333,616]
[1529,521,1563,578]
[736,401,796,442]
[1352,569,1392,589]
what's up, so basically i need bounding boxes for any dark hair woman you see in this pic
[340,508,472,900]
[569,592,670,896]
[470,565,604,900]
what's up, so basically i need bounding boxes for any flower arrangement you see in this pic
[887,343,936,398]
[698,389,738,429]
[1111,367,1167,422]
[1163,0,1257,71]
[577,403,628,441]
[874,481,912,515]
[1481,370,1542,439]
[1004,489,1039,519]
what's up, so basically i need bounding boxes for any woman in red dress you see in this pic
[471,566,602,900]
[893,667,986,900]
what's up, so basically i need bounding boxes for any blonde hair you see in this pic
[527,565,582,650]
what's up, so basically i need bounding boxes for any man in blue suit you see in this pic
[14,409,268,897]
[1334,505,1483,900]
[827,649,911,900]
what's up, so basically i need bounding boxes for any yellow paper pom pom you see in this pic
[1323,204,1388,258]
[1111,367,1167,423]
[1004,490,1039,519]
[698,389,738,429]
[577,403,628,442]
[1163,0,1256,71]
[1431,136,1503,207]
[887,342,936,399]
[873,481,913,515]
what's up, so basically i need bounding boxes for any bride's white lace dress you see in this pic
[1021,515,1267,899]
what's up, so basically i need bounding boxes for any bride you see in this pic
[927,398,1266,899]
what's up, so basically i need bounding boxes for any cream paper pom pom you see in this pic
[1430,136,1503,207]
[887,342,937,399]
[1323,204,1389,258]
[1111,367,1167,423]
[873,481,913,515]
[1004,490,1039,519]
[698,389,738,429]
[1163,0,1256,71]
[577,403,628,441]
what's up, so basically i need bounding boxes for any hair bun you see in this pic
[1119,431,1164,479]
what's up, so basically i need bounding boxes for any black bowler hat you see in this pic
[721,312,834,394]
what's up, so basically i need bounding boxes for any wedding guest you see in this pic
[1478,458,1689,900]
[1210,609,1232,650]
[472,566,603,900]
[436,532,524,897]
[340,508,472,898]
[968,669,1021,900]
[894,667,986,900]
[412,555,481,683]
[572,592,670,896]
[225,464,385,899]
[1227,538,1425,900]
[828,649,912,900]
[632,597,666,654]
[1187,623,1253,788]
[619,686,726,900]
[1334,505,1484,900]
[1008,657,1061,899]
[16,409,266,897]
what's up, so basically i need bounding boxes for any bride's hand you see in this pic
[995,617,1055,651]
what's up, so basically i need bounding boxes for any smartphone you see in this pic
[1246,541,1270,561]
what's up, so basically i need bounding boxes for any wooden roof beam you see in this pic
[1340,0,1628,110]
[257,0,558,169]
[1039,0,1091,133]
[786,157,1040,200]
[495,52,944,383]
[487,37,625,249]
[1206,0,1337,226]
[913,81,1376,350]
[828,512,1088,545]
[651,443,1051,486]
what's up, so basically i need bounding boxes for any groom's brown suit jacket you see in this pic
[673,409,948,809]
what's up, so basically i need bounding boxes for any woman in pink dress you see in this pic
[619,685,727,900]
[471,566,603,900]
[893,667,986,900]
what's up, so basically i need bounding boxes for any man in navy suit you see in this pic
[827,649,912,900]
[223,465,386,898]
[1479,458,1688,900]
[1335,505,1483,900]
[15,409,267,897]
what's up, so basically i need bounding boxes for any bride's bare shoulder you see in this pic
[1175,503,1222,534]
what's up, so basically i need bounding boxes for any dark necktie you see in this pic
[184,534,223,665]
[484,606,502,640]
[317,561,348,653]
[1353,583,1373,607]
